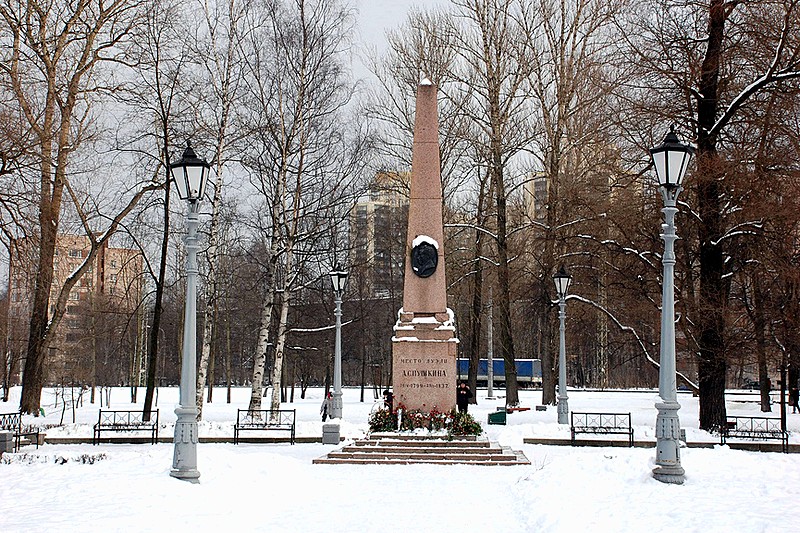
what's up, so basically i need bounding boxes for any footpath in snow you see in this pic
[1,386,799,532]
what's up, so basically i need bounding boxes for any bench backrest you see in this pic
[97,410,158,426]
[726,416,784,434]
[571,412,631,429]
[0,412,22,432]
[237,409,295,426]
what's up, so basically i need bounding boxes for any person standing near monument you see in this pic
[456,382,473,413]
[321,392,332,421]
[383,389,394,411]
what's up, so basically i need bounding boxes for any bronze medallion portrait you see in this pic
[411,241,438,278]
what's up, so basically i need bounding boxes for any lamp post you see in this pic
[553,265,572,424]
[649,126,694,485]
[169,141,211,483]
[329,266,349,419]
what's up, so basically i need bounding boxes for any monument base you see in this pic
[391,309,458,413]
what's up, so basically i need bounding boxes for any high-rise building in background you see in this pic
[6,234,143,383]
[523,172,549,222]
[350,171,410,299]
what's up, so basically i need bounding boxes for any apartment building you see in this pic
[6,234,143,383]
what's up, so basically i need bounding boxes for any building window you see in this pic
[67,305,78,314]
[68,291,79,301]
[109,273,118,283]
[65,333,78,343]
[69,249,80,258]
[110,259,117,268]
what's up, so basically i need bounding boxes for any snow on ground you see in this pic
[2,386,799,532]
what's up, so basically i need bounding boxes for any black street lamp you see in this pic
[649,126,694,485]
[553,265,572,424]
[329,265,349,419]
[169,141,211,483]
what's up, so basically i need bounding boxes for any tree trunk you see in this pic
[225,309,232,403]
[489,139,518,406]
[695,0,728,431]
[20,164,61,414]
[206,307,217,404]
[467,166,488,403]
[539,280,555,405]
[196,165,224,417]
[143,173,172,422]
[248,287,275,411]
[269,290,291,411]
[752,278,771,412]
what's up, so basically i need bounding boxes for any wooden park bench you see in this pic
[0,411,40,452]
[720,416,788,453]
[234,409,296,445]
[92,410,159,445]
[570,412,634,447]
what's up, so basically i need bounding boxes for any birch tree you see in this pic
[239,0,367,412]
[192,0,248,419]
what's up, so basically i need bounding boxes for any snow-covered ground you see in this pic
[2,386,799,532]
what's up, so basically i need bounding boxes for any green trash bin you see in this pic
[487,408,506,425]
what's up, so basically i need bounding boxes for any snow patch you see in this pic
[412,235,439,249]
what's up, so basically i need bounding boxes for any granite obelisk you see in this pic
[391,80,459,413]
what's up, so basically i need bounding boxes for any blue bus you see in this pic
[457,358,542,387]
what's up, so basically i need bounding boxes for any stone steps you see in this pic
[344,445,499,454]
[313,435,530,466]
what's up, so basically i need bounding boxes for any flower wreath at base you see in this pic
[368,403,482,436]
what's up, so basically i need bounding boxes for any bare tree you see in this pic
[448,0,536,406]
[113,0,195,421]
[238,0,368,411]
[620,0,800,430]
[517,0,622,404]
[191,0,248,419]
[0,0,162,414]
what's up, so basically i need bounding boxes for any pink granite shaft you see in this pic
[402,82,447,315]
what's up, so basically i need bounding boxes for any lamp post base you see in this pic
[170,468,201,483]
[171,406,200,483]
[652,464,685,485]
[653,399,684,485]
[557,395,569,425]
[330,391,343,419]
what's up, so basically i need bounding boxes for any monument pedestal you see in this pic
[392,310,458,412]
